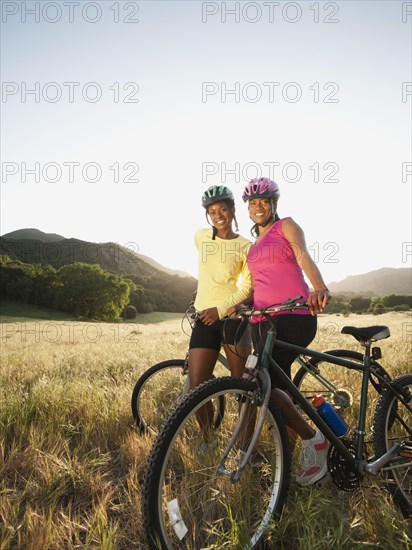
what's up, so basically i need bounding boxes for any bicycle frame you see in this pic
[186,303,411,476]
[184,345,330,385]
[259,322,411,475]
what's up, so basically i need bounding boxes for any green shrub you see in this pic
[123,305,137,319]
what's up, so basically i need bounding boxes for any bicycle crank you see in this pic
[327,438,363,491]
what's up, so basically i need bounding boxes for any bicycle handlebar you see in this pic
[186,296,309,322]
[236,296,309,318]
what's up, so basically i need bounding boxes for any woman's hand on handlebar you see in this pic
[307,289,331,315]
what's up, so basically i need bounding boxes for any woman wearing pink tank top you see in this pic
[242,177,332,487]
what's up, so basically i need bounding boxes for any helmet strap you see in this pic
[232,213,239,232]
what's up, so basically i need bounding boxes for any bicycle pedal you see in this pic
[314,473,332,488]
[399,449,412,458]
[399,441,412,458]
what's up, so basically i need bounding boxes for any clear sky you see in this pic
[1,0,411,285]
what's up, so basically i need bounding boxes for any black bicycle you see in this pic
[141,298,411,549]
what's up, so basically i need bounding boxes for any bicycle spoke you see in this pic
[373,375,412,517]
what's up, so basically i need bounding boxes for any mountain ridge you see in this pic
[1,228,191,279]
[327,267,412,296]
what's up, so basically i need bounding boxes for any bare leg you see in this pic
[271,388,315,440]
[188,347,219,433]
[284,389,298,455]
[223,344,250,376]
[223,344,257,449]
[223,345,312,450]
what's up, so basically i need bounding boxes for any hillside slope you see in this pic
[2,229,191,278]
[328,267,412,295]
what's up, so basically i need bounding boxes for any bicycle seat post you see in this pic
[355,339,373,459]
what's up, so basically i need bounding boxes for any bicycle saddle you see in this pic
[341,325,390,343]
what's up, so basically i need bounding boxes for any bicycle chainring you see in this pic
[327,438,362,492]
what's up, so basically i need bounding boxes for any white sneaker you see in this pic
[296,430,330,487]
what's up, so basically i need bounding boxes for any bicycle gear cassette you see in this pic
[327,438,362,491]
[332,387,354,410]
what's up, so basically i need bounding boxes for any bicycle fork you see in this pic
[216,369,273,482]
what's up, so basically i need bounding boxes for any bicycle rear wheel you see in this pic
[131,359,225,436]
[131,360,188,435]
[142,376,290,549]
[373,374,412,518]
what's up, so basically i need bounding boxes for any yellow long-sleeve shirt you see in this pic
[193,228,252,319]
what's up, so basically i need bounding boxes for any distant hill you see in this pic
[136,253,192,278]
[2,228,191,279]
[3,228,66,242]
[327,267,412,296]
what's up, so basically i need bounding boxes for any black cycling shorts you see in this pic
[189,318,251,351]
[251,314,317,390]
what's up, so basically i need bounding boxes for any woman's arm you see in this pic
[282,218,331,314]
[199,252,253,325]
[216,249,253,318]
[226,273,254,316]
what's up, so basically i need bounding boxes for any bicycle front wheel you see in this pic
[373,374,412,518]
[142,376,291,549]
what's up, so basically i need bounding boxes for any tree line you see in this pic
[324,293,412,315]
[1,254,410,320]
[0,255,197,320]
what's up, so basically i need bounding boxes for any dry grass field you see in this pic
[1,309,411,549]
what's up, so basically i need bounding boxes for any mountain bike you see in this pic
[131,303,389,435]
[141,298,411,549]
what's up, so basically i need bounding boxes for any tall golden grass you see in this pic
[1,311,411,549]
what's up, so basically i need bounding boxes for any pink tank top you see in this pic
[247,218,311,322]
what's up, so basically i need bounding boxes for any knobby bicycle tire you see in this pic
[131,359,225,435]
[142,376,291,549]
[131,359,187,434]
[373,374,412,518]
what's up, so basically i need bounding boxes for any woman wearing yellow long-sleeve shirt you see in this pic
[189,186,252,413]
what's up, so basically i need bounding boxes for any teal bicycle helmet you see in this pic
[201,185,234,209]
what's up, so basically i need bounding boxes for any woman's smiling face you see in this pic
[207,201,234,231]
[248,197,273,225]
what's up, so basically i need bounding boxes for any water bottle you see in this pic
[312,395,349,437]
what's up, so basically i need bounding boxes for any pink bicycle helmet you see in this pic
[242,177,279,202]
